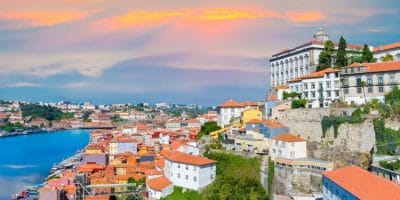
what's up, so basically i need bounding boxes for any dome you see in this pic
[313,28,329,42]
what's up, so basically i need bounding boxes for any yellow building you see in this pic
[241,108,262,125]
[234,131,269,153]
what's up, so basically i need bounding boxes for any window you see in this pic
[194,176,197,182]
[368,87,373,93]
[311,92,316,98]
[185,175,188,180]
[304,83,308,90]
[178,164,181,168]
[334,81,339,88]
[367,75,373,86]
[211,174,214,180]
[311,83,315,89]
[357,87,362,93]
[351,68,354,73]
[178,173,181,178]
[345,68,348,73]
[194,166,197,171]
[389,74,396,84]
[378,75,384,85]
[342,78,349,87]
[327,91,331,97]
[356,77,362,86]
[344,88,349,94]
[290,151,295,158]
[335,91,339,97]
[326,82,331,89]
[379,86,384,93]
[186,165,188,170]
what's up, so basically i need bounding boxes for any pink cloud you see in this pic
[0,11,89,27]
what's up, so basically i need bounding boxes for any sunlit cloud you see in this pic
[3,82,41,88]
[0,11,89,28]
[188,8,278,21]
[285,11,325,23]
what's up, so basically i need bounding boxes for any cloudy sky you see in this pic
[0,0,399,105]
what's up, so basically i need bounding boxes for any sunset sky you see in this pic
[0,0,399,105]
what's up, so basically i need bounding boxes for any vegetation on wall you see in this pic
[267,159,275,198]
[203,152,267,200]
[291,99,307,109]
[374,119,400,155]
[321,108,368,138]
[283,91,301,100]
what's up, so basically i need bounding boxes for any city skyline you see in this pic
[0,0,399,104]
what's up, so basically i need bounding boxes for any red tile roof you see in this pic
[374,42,400,52]
[165,151,216,166]
[273,133,305,142]
[273,85,289,90]
[323,165,400,200]
[147,176,172,191]
[267,95,278,101]
[247,119,287,129]
[219,99,244,108]
[346,61,400,73]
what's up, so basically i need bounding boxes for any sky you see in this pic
[0,0,399,106]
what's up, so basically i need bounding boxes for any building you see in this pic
[245,119,289,138]
[233,130,269,152]
[269,28,362,87]
[147,176,174,199]
[374,42,400,62]
[241,109,263,125]
[288,68,341,108]
[217,100,258,127]
[323,165,400,200]
[269,133,307,161]
[164,151,216,191]
[109,136,138,160]
[340,61,400,105]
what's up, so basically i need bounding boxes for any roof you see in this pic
[272,39,363,57]
[247,119,287,129]
[345,61,400,73]
[267,95,278,101]
[165,151,216,166]
[273,133,305,142]
[273,85,289,90]
[300,68,340,80]
[374,42,400,53]
[323,165,400,200]
[219,99,244,108]
[147,176,172,191]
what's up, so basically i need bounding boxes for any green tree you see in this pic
[336,36,347,68]
[361,44,374,63]
[198,121,220,139]
[382,53,394,62]
[317,40,335,71]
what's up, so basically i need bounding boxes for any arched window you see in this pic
[299,56,304,67]
[304,54,309,65]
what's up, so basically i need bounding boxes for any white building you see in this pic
[217,100,258,127]
[374,42,400,62]
[270,133,307,161]
[269,28,363,87]
[340,61,400,105]
[164,151,216,191]
[165,119,182,130]
[147,176,174,200]
[288,68,341,108]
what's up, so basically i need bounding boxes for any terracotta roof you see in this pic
[267,95,278,101]
[299,68,340,80]
[147,176,172,191]
[273,85,289,90]
[273,133,305,142]
[346,61,400,73]
[247,119,287,129]
[170,140,186,150]
[374,42,400,52]
[323,165,400,200]
[85,196,110,200]
[165,151,216,166]
[241,101,258,107]
[77,163,106,173]
[219,99,244,108]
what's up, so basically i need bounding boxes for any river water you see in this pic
[0,129,89,200]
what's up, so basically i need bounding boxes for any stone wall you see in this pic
[272,107,377,153]
[273,165,322,196]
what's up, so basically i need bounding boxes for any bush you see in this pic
[291,99,307,109]
[283,91,300,100]
[374,119,400,155]
[380,159,400,171]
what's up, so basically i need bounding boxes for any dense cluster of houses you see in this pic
[37,112,217,200]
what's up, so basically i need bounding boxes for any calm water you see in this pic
[0,129,89,200]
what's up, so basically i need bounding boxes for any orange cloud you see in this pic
[189,8,277,21]
[0,11,88,27]
[285,11,325,22]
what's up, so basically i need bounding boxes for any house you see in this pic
[373,41,400,62]
[288,68,341,108]
[233,130,269,152]
[245,119,289,138]
[109,135,138,160]
[147,176,174,200]
[217,100,258,127]
[241,109,262,125]
[340,61,400,105]
[323,165,400,200]
[269,133,307,160]
[164,151,216,191]
[269,28,362,87]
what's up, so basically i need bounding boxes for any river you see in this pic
[0,129,89,200]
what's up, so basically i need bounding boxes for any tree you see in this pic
[336,36,347,68]
[361,44,374,63]
[382,53,394,62]
[360,81,367,104]
[317,40,335,71]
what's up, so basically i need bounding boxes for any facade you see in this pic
[374,42,400,62]
[269,133,307,161]
[217,100,258,127]
[269,28,362,87]
[245,119,289,138]
[241,109,262,125]
[288,68,341,108]
[340,61,400,105]
[109,136,138,160]
[147,176,174,200]
[164,151,216,191]
[323,165,400,200]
